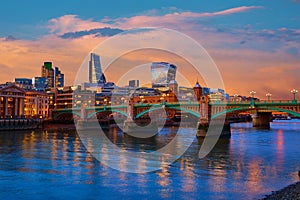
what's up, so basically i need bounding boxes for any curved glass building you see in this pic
[151,62,176,89]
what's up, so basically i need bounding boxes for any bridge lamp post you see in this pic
[250,91,256,99]
[160,97,165,105]
[250,91,256,107]
[186,92,192,104]
[139,95,144,104]
[121,97,125,105]
[234,94,238,103]
[266,93,272,101]
[291,89,298,102]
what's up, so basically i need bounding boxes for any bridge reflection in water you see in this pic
[0,120,299,199]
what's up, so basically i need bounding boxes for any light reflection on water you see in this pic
[0,120,299,199]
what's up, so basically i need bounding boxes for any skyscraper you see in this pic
[41,62,54,88]
[151,62,176,89]
[89,53,106,84]
[54,66,64,88]
[129,80,139,88]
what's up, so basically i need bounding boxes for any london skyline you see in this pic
[0,1,299,99]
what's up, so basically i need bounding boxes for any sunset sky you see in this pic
[0,0,299,99]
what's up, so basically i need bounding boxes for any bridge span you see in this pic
[53,99,300,129]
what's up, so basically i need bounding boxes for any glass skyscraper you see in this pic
[89,53,106,84]
[151,62,176,88]
[41,62,54,88]
[54,66,64,88]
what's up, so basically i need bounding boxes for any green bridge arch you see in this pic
[86,109,128,119]
[135,106,201,119]
[53,111,81,119]
[211,106,300,119]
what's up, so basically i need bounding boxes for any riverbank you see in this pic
[262,181,300,199]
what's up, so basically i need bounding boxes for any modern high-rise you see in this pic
[89,53,106,84]
[129,80,139,88]
[151,62,176,89]
[41,62,54,88]
[54,66,64,88]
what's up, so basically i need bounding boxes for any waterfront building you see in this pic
[0,83,25,118]
[41,62,54,88]
[130,87,177,104]
[15,78,33,90]
[55,86,74,109]
[151,62,176,89]
[24,90,49,118]
[89,53,106,84]
[46,88,57,119]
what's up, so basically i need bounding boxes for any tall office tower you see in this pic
[129,80,139,88]
[54,66,64,88]
[88,53,106,84]
[151,62,177,89]
[41,62,54,88]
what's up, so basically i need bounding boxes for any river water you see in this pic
[0,120,299,199]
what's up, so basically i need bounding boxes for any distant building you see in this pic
[129,80,139,88]
[54,66,64,88]
[41,62,54,88]
[89,53,106,84]
[32,77,48,91]
[202,87,210,96]
[151,62,176,89]
[15,78,33,90]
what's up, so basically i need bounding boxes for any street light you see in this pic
[291,89,298,101]
[250,91,256,99]
[234,94,238,103]
[266,93,272,101]
[121,97,125,105]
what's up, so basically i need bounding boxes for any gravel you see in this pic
[262,182,300,200]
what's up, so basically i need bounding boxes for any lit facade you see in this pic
[24,91,49,118]
[89,53,106,84]
[0,83,25,118]
[151,62,176,89]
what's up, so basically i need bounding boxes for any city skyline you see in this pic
[0,1,299,99]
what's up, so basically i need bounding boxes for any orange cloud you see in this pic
[1,6,299,100]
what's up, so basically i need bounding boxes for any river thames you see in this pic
[0,120,299,199]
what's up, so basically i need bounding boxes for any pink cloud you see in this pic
[48,15,113,35]
[1,5,299,99]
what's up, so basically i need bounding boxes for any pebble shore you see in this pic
[262,182,300,200]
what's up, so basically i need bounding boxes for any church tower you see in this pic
[193,80,202,101]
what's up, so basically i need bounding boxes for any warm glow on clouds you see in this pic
[0,5,299,99]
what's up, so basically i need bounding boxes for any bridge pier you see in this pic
[252,112,272,129]
[196,119,231,138]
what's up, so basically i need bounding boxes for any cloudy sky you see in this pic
[0,0,299,99]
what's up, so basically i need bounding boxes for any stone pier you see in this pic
[196,118,231,138]
[252,112,272,129]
